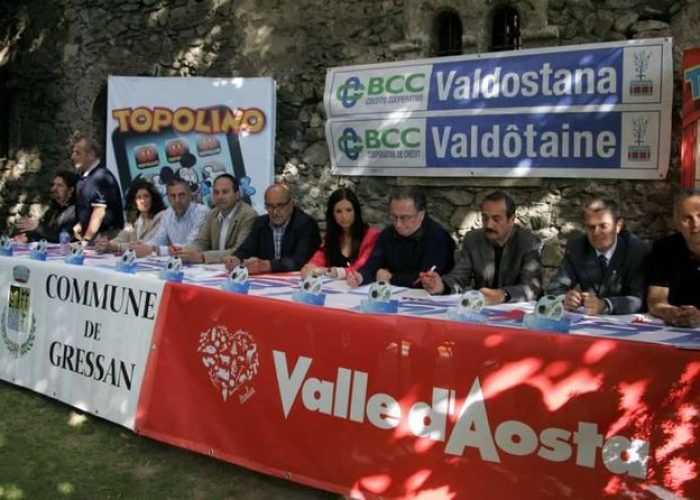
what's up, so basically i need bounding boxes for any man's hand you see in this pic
[376,268,392,283]
[130,242,155,258]
[421,270,445,295]
[223,255,241,271]
[15,217,38,232]
[581,292,606,316]
[664,305,700,328]
[13,233,28,243]
[167,244,182,256]
[243,257,271,275]
[73,222,83,241]
[563,290,583,311]
[175,247,204,264]
[478,287,507,305]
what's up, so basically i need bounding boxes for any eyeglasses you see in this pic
[390,212,419,225]
[265,198,291,211]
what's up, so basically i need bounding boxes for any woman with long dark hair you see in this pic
[96,179,166,253]
[301,187,379,279]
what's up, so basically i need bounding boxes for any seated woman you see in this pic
[15,171,77,243]
[301,187,379,279]
[96,179,165,254]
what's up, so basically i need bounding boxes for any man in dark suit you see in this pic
[547,199,650,315]
[224,183,320,274]
[422,191,542,304]
[348,186,455,289]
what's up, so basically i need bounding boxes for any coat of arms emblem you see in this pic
[2,266,36,358]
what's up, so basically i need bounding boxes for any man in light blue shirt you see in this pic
[132,178,208,257]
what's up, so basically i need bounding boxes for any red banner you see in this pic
[136,284,700,498]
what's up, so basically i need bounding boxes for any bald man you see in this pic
[648,189,700,328]
[224,183,320,274]
[71,136,124,241]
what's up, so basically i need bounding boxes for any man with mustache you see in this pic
[547,199,650,315]
[422,191,542,304]
[14,171,77,243]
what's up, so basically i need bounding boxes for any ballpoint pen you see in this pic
[412,265,436,286]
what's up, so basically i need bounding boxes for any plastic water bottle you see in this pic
[59,230,71,255]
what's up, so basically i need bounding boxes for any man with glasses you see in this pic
[547,199,649,315]
[422,191,542,304]
[224,183,320,274]
[348,186,454,288]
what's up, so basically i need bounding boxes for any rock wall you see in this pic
[1,0,697,279]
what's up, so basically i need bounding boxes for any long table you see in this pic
[0,246,698,498]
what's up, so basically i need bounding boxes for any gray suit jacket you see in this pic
[546,231,650,314]
[443,226,543,302]
[188,202,257,263]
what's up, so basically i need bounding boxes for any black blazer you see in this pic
[358,216,455,288]
[547,231,650,314]
[234,206,320,272]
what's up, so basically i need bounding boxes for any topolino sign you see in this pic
[324,38,672,179]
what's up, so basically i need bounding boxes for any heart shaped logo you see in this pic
[197,325,259,403]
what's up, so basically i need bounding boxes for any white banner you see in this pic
[106,76,276,213]
[0,257,165,429]
[324,38,673,179]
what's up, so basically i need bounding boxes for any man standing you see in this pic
[422,191,542,304]
[132,178,208,257]
[224,183,320,274]
[648,189,700,328]
[177,174,257,264]
[348,186,454,288]
[71,136,124,241]
[547,199,650,315]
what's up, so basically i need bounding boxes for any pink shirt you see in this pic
[307,225,380,272]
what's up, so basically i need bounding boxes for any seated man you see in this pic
[547,199,650,315]
[176,174,257,264]
[224,183,320,274]
[132,178,209,257]
[15,171,77,243]
[647,189,700,328]
[422,191,542,304]
[348,186,455,288]
[71,136,124,241]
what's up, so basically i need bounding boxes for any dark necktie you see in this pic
[597,255,608,290]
